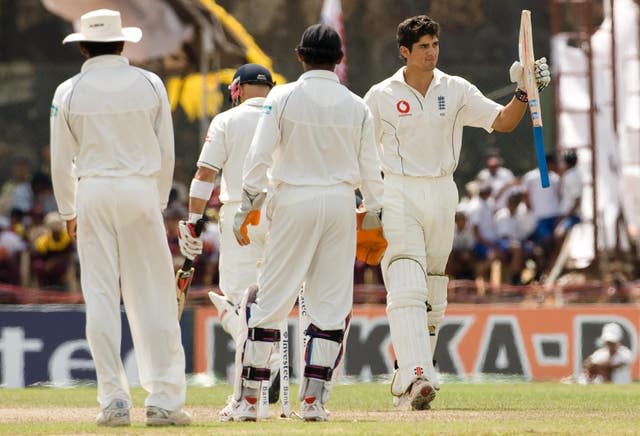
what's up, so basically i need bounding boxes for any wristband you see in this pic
[189,178,215,200]
[515,88,528,103]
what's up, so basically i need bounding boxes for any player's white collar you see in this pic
[242,97,266,107]
[391,67,444,87]
[299,69,340,83]
[81,54,129,73]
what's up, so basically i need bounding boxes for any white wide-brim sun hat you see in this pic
[62,9,142,44]
[600,322,623,343]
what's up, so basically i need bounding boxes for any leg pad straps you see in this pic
[305,323,344,343]
[304,364,333,381]
[242,366,271,381]
[248,327,281,342]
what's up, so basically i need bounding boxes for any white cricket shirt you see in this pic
[197,97,266,203]
[477,166,516,209]
[522,169,561,220]
[588,345,633,384]
[467,197,497,242]
[50,55,175,219]
[364,67,503,178]
[242,70,383,211]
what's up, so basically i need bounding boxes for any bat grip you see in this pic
[533,126,550,188]
[180,218,207,271]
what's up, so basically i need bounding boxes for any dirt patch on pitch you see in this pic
[2,407,589,424]
[2,407,220,424]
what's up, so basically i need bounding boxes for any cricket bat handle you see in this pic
[532,126,549,188]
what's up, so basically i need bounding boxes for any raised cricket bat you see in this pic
[176,218,207,320]
[519,10,550,188]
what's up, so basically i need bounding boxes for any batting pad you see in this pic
[298,337,341,402]
[385,258,438,393]
[427,275,449,357]
[385,258,427,312]
[241,339,275,389]
[305,334,342,368]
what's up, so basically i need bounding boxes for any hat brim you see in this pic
[62,27,142,44]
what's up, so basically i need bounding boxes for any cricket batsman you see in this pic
[176,64,282,414]
[364,15,550,410]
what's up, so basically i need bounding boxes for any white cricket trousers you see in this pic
[381,174,458,392]
[381,174,458,275]
[76,176,186,411]
[218,201,267,304]
[248,183,355,331]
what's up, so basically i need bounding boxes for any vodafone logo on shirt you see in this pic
[396,100,411,115]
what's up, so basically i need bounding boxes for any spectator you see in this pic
[467,183,499,280]
[447,209,476,280]
[522,154,561,273]
[0,216,27,284]
[494,190,533,284]
[555,149,582,242]
[582,323,632,384]
[457,180,479,214]
[31,211,74,290]
[0,157,33,215]
[9,208,27,240]
[476,150,516,211]
[30,171,58,216]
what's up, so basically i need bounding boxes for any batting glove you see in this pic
[233,189,266,246]
[509,57,551,92]
[178,220,204,260]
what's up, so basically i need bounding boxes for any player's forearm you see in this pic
[189,198,209,216]
[50,146,78,220]
[492,97,527,132]
[242,162,270,196]
[359,179,384,212]
[187,166,217,221]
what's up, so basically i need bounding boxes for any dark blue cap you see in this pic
[232,63,275,87]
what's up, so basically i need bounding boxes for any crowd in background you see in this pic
[0,146,583,293]
[358,148,584,290]
[447,147,583,287]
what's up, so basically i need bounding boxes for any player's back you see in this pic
[269,70,369,187]
[215,98,266,202]
[55,56,165,179]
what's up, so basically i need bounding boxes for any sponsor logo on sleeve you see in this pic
[262,104,273,115]
[50,104,58,118]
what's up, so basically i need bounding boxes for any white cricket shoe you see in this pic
[145,406,192,426]
[209,291,242,343]
[408,378,436,410]
[299,378,329,421]
[300,396,328,421]
[96,399,130,427]
[219,395,258,422]
[218,395,237,422]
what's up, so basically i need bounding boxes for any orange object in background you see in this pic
[194,304,639,381]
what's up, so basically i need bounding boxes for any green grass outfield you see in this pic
[2,382,640,435]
